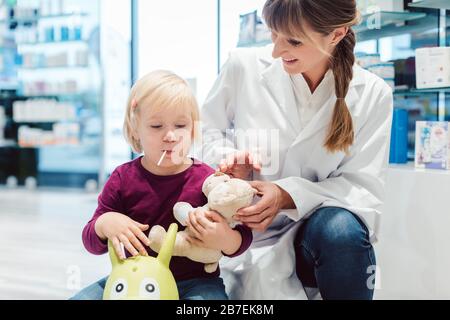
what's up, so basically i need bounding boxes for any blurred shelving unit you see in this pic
[237,39,271,48]
[353,2,448,162]
[394,86,450,96]
[234,1,448,165]
[408,0,450,10]
[0,0,102,189]
[354,11,427,40]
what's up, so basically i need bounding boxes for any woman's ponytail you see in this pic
[325,28,356,154]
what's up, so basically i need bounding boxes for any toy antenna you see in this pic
[157,223,178,267]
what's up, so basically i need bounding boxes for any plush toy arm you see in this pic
[173,202,195,226]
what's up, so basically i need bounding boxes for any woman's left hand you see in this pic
[234,181,293,232]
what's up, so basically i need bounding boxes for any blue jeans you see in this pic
[70,277,228,300]
[294,207,376,300]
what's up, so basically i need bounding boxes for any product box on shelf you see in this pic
[415,121,450,170]
[356,52,381,68]
[356,52,396,90]
[416,47,450,89]
[390,108,409,164]
[238,10,257,46]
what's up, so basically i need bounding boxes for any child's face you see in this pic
[135,105,194,167]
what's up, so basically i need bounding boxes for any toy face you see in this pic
[202,172,231,195]
[103,223,179,300]
[104,256,178,300]
[108,277,159,300]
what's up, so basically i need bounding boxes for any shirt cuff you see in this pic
[82,216,108,255]
[222,224,253,258]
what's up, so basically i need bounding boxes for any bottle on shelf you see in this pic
[0,107,6,142]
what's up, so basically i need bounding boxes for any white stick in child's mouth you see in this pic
[157,151,167,166]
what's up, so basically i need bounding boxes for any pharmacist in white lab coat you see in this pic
[198,0,393,300]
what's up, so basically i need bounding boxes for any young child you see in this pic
[71,70,253,300]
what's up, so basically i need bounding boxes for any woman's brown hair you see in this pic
[263,0,360,153]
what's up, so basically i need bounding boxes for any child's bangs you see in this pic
[142,82,198,120]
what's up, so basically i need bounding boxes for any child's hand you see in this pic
[95,212,150,259]
[186,209,242,255]
[218,151,261,180]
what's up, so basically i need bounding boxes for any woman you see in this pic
[199,0,393,300]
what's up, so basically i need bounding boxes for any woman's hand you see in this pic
[95,212,150,260]
[218,151,261,180]
[234,181,295,232]
[186,209,242,255]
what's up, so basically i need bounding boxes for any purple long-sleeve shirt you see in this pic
[82,157,253,281]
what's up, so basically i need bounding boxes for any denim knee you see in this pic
[69,277,108,300]
[178,277,228,300]
[305,207,370,251]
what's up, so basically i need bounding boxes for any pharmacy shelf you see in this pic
[13,120,76,124]
[388,162,450,175]
[17,40,87,46]
[409,0,450,10]
[0,140,17,148]
[18,65,88,70]
[19,93,94,100]
[237,39,271,48]
[410,87,450,94]
[355,11,436,42]
[394,87,450,96]
[236,11,431,47]
[0,81,19,90]
[0,13,88,25]
[0,92,88,101]
[354,11,427,33]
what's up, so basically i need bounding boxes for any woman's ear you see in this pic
[331,26,349,46]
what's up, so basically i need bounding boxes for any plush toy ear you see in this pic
[108,240,122,267]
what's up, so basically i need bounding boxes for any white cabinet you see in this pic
[375,163,450,299]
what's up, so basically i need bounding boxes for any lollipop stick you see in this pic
[157,151,167,166]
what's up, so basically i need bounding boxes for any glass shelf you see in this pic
[409,0,450,10]
[394,87,450,96]
[0,140,18,148]
[354,11,427,34]
[410,87,450,94]
[389,162,450,175]
[237,40,271,48]
[20,93,91,99]
[0,80,19,90]
[13,120,70,124]
[0,13,88,24]
[18,65,89,70]
[17,40,87,46]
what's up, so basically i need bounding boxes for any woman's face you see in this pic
[270,22,336,75]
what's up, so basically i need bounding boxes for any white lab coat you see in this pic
[199,45,393,300]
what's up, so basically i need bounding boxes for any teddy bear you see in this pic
[148,171,258,273]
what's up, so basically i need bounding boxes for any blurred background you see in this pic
[0,0,449,299]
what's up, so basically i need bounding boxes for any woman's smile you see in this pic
[282,57,299,66]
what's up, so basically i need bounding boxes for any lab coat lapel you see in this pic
[261,59,302,134]
[290,81,361,148]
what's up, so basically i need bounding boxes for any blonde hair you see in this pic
[263,0,360,154]
[123,70,200,153]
